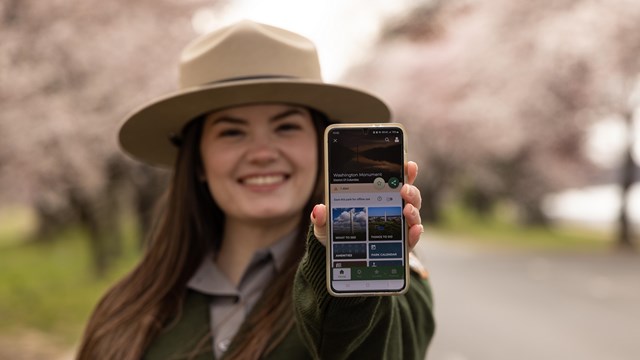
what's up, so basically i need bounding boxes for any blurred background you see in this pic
[1,0,639,359]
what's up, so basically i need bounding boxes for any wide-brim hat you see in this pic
[119,20,391,167]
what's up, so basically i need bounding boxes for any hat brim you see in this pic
[119,78,391,167]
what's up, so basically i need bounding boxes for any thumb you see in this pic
[310,204,328,246]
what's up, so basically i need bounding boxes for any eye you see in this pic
[276,122,302,132]
[217,128,245,138]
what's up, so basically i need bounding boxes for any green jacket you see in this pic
[144,232,435,359]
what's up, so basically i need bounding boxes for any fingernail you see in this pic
[311,205,318,220]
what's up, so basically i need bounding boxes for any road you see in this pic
[414,233,640,360]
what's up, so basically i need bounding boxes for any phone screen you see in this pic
[325,124,407,295]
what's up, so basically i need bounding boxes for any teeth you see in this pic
[243,175,285,186]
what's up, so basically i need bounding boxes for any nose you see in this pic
[245,138,279,165]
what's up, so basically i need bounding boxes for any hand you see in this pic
[310,161,424,251]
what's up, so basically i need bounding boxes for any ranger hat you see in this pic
[119,20,390,167]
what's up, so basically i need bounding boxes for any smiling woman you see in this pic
[77,20,434,360]
[200,105,319,226]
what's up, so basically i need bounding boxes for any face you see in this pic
[200,104,318,225]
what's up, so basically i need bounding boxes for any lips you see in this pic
[240,174,288,186]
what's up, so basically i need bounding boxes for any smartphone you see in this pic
[324,123,409,296]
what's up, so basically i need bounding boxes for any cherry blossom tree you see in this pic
[0,0,224,275]
[345,0,640,248]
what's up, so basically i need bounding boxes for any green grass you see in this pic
[0,217,141,345]
[0,200,614,349]
[431,202,612,252]
[0,207,36,247]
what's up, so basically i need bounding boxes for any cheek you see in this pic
[202,165,235,212]
[293,137,319,183]
[201,151,221,179]
[200,147,236,192]
[286,134,318,163]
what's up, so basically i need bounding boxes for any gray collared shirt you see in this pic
[187,232,297,358]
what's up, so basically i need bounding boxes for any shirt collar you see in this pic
[187,256,237,296]
[269,229,298,272]
[186,230,299,295]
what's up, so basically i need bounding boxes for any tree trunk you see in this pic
[68,189,109,277]
[617,110,635,250]
[421,183,443,224]
[130,165,168,248]
[462,187,495,218]
[33,198,75,241]
[519,200,550,227]
[68,187,122,278]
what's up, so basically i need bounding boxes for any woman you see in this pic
[78,20,435,360]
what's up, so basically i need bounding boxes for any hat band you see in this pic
[210,74,297,85]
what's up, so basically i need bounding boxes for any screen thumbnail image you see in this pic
[332,207,367,241]
[368,206,403,240]
[333,243,367,260]
[329,132,403,183]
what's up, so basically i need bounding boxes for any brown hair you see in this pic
[77,109,328,360]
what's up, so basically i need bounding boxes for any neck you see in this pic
[216,215,302,285]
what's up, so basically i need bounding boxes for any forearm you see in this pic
[293,228,435,359]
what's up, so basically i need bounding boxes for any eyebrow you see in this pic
[209,107,306,126]
[271,108,306,122]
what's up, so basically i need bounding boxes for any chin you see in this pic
[248,207,303,222]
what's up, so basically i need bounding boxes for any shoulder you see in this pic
[143,290,212,359]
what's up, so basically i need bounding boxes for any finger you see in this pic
[407,223,424,252]
[406,161,418,185]
[404,203,423,251]
[402,204,424,250]
[310,204,328,246]
[403,203,422,228]
[401,183,422,211]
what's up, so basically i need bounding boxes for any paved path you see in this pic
[414,233,640,360]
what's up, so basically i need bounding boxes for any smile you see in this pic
[240,174,288,186]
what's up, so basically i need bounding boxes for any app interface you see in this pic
[327,127,406,292]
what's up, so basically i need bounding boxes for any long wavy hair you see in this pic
[77,109,328,360]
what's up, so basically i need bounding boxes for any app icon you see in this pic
[373,177,385,189]
[388,177,400,189]
[333,268,351,280]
